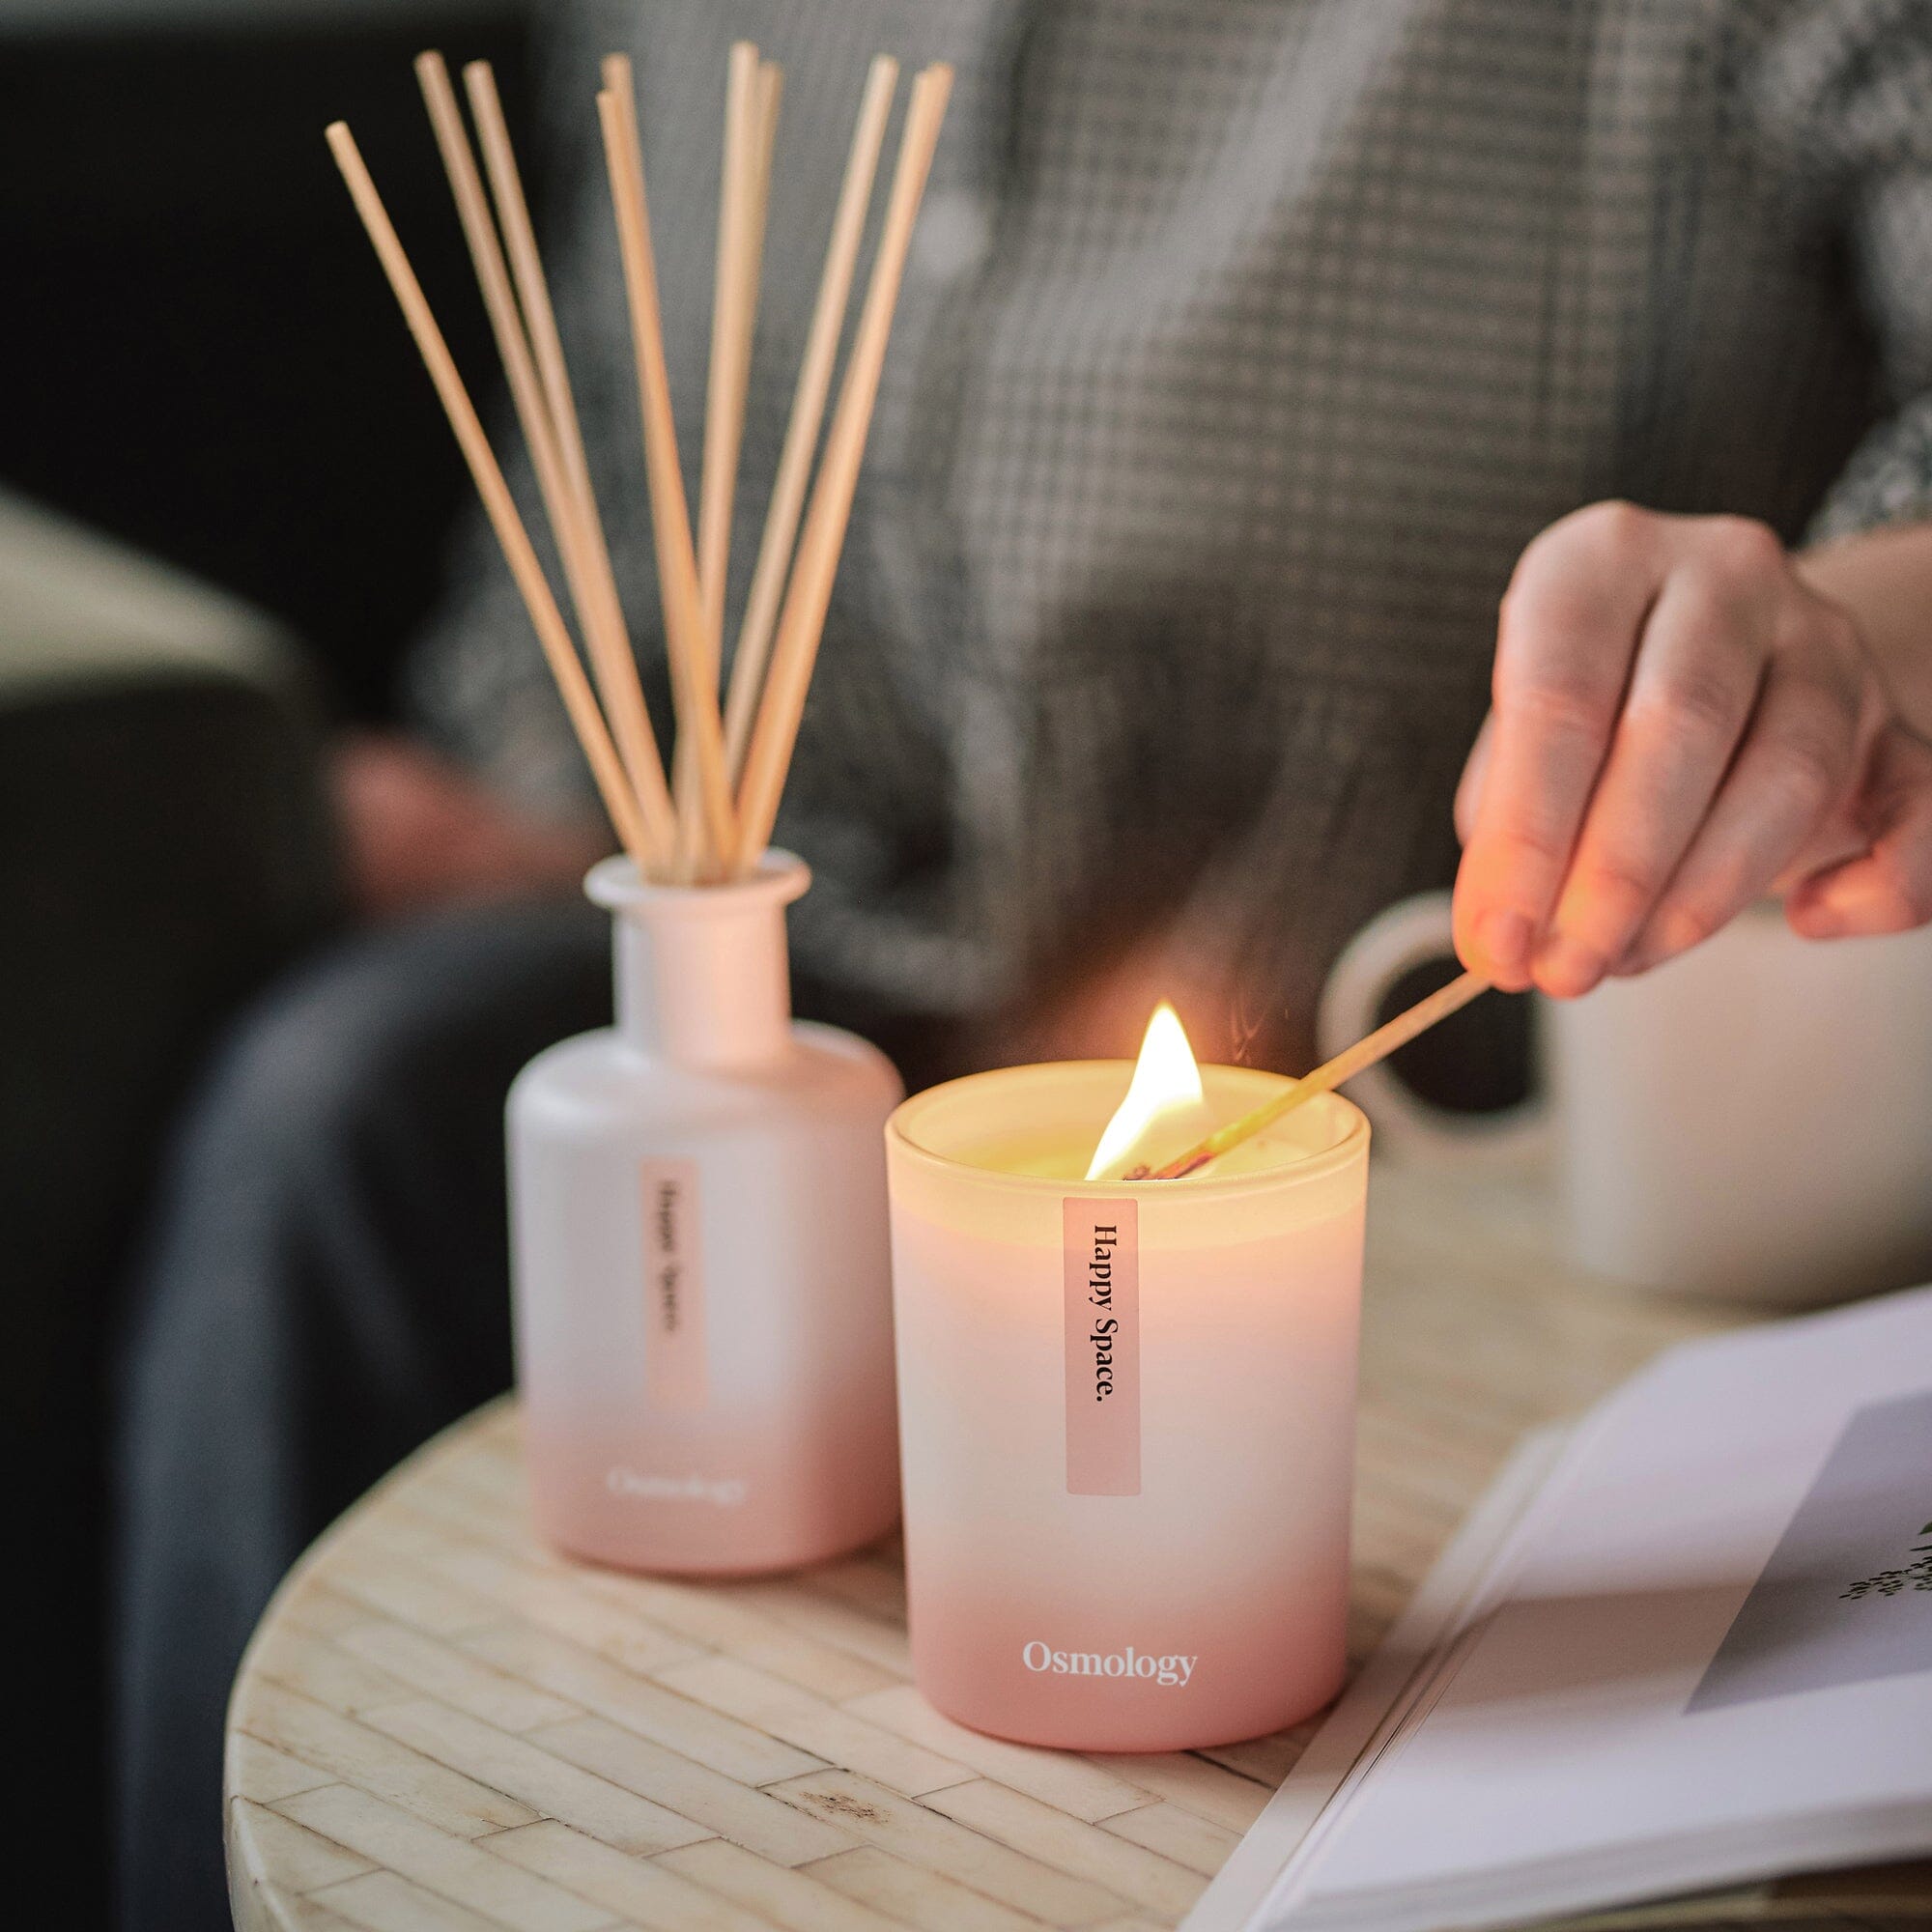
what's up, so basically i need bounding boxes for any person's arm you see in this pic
[1797,519,1932,737]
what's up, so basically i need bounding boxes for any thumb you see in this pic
[1783,724,1932,938]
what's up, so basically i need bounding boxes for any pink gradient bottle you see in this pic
[886,1064,1368,1750]
[507,852,902,1575]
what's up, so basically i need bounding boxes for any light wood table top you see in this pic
[224,1162,1903,1932]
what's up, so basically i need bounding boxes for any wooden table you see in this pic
[224,1162,1803,1932]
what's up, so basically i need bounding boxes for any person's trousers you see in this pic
[113,895,609,1932]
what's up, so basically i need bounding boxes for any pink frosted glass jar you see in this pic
[886,1065,1368,1750]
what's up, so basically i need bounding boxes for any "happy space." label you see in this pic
[1063,1197,1140,1495]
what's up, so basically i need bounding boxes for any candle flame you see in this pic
[1085,1002,1207,1181]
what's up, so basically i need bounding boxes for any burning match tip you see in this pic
[1118,1156,1201,1183]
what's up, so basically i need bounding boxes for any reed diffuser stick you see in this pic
[462,63,665,822]
[597,57,739,877]
[748,60,783,326]
[696,41,761,647]
[325,122,656,869]
[1138,970,1493,1179]
[414,55,560,481]
[462,65,585,500]
[676,41,764,877]
[722,54,897,791]
[414,53,675,864]
[737,61,782,433]
[732,62,953,868]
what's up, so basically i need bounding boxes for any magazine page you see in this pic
[1252,1286,1932,1932]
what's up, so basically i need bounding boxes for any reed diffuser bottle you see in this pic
[508,852,902,1574]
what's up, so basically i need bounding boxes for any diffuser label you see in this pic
[640,1158,707,1412]
[1064,1198,1140,1495]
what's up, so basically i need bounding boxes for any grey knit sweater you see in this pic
[408,0,1932,1073]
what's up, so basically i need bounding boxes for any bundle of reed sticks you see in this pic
[327,44,952,883]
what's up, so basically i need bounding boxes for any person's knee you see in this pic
[123,898,607,1479]
[169,923,440,1212]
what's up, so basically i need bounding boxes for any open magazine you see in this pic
[1189,1285,1932,1932]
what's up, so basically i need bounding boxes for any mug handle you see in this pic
[1316,891,1546,1162]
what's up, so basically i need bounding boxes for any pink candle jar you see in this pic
[885,1061,1367,1750]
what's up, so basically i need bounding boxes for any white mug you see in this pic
[1321,892,1932,1308]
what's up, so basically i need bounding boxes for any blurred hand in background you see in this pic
[329,731,606,922]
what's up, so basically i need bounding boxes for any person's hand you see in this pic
[329,731,608,922]
[1453,502,1932,996]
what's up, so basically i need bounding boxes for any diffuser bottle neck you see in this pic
[588,854,808,1071]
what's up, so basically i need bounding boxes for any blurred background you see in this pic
[1,0,533,719]
[2,4,536,1919]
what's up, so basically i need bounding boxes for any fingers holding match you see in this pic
[1452,501,1656,991]
[1455,504,1911,998]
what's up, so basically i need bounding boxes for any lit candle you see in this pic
[886,1007,1368,1751]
